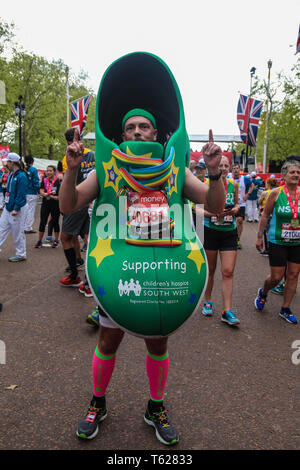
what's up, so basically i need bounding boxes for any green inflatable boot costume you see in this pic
[86,52,208,337]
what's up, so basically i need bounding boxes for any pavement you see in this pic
[0,210,299,451]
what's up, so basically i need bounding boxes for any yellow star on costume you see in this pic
[187,240,205,274]
[168,165,179,197]
[103,156,122,193]
[126,145,152,159]
[89,237,114,268]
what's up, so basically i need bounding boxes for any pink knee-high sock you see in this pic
[146,350,169,402]
[92,345,116,397]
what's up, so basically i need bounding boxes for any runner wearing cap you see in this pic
[194,159,208,184]
[0,153,28,261]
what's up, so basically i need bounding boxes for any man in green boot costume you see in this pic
[59,52,225,445]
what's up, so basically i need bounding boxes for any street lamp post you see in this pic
[66,66,70,128]
[263,59,272,174]
[14,95,26,156]
[244,67,256,173]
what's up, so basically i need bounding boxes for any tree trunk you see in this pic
[48,144,53,159]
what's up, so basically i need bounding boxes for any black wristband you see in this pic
[208,170,222,181]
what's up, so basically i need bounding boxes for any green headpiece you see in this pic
[122,108,156,130]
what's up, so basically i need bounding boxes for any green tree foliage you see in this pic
[232,58,300,169]
[0,17,14,55]
[0,17,95,160]
[254,58,300,164]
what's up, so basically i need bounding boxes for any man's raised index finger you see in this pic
[73,128,79,142]
[209,129,214,143]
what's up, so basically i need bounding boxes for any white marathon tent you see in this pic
[1,156,59,172]
[31,157,59,172]
[83,132,243,144]
[189,134,242,144]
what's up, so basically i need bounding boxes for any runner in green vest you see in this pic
[255,159,300,324]
[201,155,240,325]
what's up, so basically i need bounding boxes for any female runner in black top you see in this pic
[35,165,61,248]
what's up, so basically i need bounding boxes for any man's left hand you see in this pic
[66,128,84,171]
[201,129,222,175]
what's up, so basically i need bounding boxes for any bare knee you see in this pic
[60,232,72,247]
[222,268,234,279]
[145,337,168,356]
[98,327,124,355]
[286,271,300,283]
[271,273,285,285]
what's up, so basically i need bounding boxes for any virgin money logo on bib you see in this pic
[127,190,170,241]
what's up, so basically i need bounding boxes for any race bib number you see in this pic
[211,215,233,226]
[127,191,170,241]
[281,223,300,242]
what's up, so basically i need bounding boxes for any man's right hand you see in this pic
[66,128,83,170]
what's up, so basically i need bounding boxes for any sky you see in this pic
[1,0,299,149]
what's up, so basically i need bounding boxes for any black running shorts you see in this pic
[268,242,300,267]
[62,207,90,236]
[236,206,245,219]
[204,226,238,251]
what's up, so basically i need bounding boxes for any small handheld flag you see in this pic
[70,95,91,136]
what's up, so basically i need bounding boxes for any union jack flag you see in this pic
[296,23,300,54]
[237,94,263,147]
[70,95,91,136]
